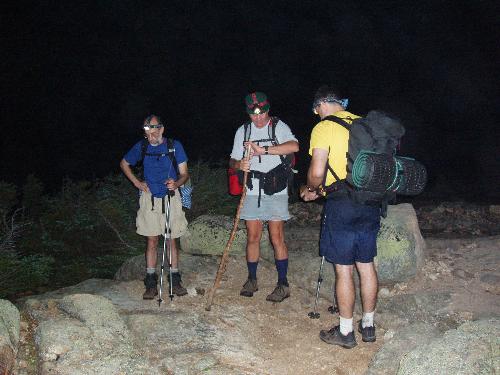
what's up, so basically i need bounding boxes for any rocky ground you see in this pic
[11,201,500,374]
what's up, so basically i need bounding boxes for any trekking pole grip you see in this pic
[205,144,251,311]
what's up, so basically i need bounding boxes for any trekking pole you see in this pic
[328,291,339,314]
[328,269,339,314]
[205,144,251,311]
[308,256,325,319]
[158,190,175,307]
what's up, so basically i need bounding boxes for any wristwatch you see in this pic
[264,146,269,155]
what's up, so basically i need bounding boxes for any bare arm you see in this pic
[120,158,149,192]
[247,140,299,157]
[166,162,190,190]
[229,143,253,172]
[300,148,328,201]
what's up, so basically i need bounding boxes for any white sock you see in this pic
[170,268,179,273]
[339,316,353,335]
[362,311,375,328]
[146,268,156,274]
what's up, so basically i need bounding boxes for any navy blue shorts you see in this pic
[320,197,381,265]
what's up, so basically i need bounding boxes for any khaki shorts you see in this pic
[136,190,188,238]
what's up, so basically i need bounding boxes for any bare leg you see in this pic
[169,238,179,269]
[146,236,159,269]
[334,264,355,319]
[268,220,288,260]
[245,220,263,262]
[355,261,378,313]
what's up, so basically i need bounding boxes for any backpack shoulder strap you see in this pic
[268,117,288,164]
[166,138,179,172]
[243,120,252,141]
[241,121,252,159]
[166,137,175,152]
[322,115,350,130]
[318,117,350,186]
[270,116,280,144]
[140,138,148,163]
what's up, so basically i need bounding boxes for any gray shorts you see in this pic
[240,194,291,221]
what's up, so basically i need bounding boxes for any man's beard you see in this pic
[148,134,162,146]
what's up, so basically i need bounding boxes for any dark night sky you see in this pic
[1,1,498,200]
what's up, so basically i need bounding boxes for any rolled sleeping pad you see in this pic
[352,152,427,196]
[393,157,427,195]
[352,151,398,192]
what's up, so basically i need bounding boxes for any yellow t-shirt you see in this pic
[308,110,361,187]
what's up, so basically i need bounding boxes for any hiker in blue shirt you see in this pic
[120,114,189,299]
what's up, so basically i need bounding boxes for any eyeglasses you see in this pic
[143,124,163,130]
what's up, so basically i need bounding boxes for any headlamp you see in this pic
[143,124,163,130]
[311,97,349,113]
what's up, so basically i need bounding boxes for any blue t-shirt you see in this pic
[124,138,188,198]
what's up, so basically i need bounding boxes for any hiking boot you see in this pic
[319,325,357,349]
[143,287,158,300]
[240,278,258,297]
[143,273,158,300]
[266,283,290,302]
[170,273,188,297]
[358,320,376,342]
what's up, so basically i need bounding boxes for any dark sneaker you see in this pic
[240,278,258,297]
[143,287,158,300]
[170,273,188,297]
[319,325,357,349]
[357,320,376,342]
[266,284,290,302]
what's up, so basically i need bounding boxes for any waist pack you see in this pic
[260,155,293,195]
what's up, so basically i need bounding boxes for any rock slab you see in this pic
[180,214,274,259]
[0,299,20,374]
[397,318,500,375]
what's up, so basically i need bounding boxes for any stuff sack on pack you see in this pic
[179,180,193,209]
[228,167,243,196]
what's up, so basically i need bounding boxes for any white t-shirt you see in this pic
[230,119,297,196]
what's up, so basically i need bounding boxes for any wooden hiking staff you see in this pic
[205,144,251,311]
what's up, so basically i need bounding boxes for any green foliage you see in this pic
[22,174,45,220]
[0,254,54,298]
[0,158,243,297]
[0,180,53,297]
[14,174,144,291]
[188,159,240,220]
[0,182,17,217]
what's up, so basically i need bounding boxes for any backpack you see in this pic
[138,138,193,209]
[230,117,296,206]
[323,111,409,216]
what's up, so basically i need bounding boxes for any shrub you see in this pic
[1,158,247,296]
[188,159,240,219]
